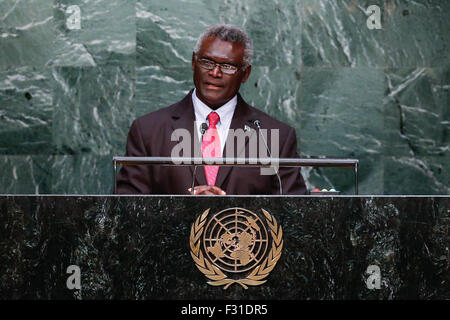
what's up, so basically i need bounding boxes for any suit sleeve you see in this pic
[274,127,307,195]
[115,119,152,194]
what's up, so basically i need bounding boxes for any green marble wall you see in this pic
[0,0,448,194]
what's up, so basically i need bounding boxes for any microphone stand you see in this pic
[253,120,283,195]
[191,123,208,195]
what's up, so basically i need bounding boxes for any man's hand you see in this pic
[188,185,226,195]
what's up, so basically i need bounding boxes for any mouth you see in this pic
[204,82,223,89]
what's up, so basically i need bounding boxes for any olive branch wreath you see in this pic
[190,208,283,289]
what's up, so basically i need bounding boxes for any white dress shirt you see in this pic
[192,88,237,153]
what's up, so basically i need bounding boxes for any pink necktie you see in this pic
[202,112,221,186]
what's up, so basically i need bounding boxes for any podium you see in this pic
[1,195,448,300]
[112,156,360,194]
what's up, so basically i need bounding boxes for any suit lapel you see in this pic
[170,90,207,186]
[215,94,256,189]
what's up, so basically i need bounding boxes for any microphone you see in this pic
[191,123,209,194]
[251,119,283,195]
[200,122,208,135]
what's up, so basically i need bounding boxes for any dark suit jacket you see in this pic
[116,90,307,195]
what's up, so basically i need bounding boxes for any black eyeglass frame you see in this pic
[194,54,244,75]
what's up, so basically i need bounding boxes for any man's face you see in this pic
[192,36,251,109]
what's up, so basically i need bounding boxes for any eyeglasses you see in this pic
[196,57,241,75]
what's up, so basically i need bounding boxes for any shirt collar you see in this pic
[192,88,237,126]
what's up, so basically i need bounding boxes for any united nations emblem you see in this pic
[190,207,283,289]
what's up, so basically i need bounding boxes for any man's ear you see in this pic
[241,65,252,83]
[191,52,196,71]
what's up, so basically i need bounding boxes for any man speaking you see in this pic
[116,24,307,195]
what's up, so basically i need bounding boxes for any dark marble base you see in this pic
[0,196,448,300]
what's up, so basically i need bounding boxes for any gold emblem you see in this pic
[190,207,283,289]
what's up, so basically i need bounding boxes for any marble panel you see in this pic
[0,0,55,70]
[299,67,385,193]
[0,156,52,194]
[0,67,54,155]
[135,66,191,117]
[384,0,450,68]
[50,155,114,194]
[384,67,449,157]
[384,155,449,194]
[300,0,384,67]
[52,0,136,67]
[52,66,135,156]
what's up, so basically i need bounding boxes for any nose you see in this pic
[209,65,222,78]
